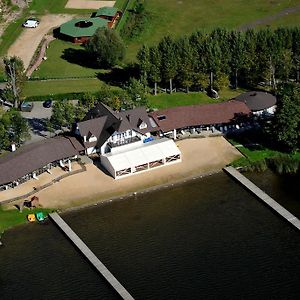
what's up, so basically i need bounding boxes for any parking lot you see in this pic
[21,101,53,144]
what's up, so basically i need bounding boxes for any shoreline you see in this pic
[0,168,223,238]
[59,168,222,215]
[0,137,242,234]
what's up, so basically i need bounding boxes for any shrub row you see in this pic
[242,155,300,175]
[24,92,87,102]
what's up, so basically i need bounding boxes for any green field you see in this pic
[148,88,243,109]
[124,0,300,61]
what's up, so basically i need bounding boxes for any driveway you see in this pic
[7,14,73,69]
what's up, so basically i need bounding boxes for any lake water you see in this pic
[1,171,300,299]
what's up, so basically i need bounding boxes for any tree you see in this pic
[148,46,162,95]
[85,28,125,68]
[158,36,177,93]
[273,84,300,152]
[80,92,96,111]
[0,122,10,151]
[292,28,300,82]
[229,31,244,88]
[204,37,222,91]
[1,109,30,146]
[126,77,148,107]
[137,44,151,81]
[3,56,26,108]
[176,37,194,92]
[45,118,55,138]
[50,101,75,130]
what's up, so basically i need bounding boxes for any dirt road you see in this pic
[7,14,73,70]
[65,0,115,9]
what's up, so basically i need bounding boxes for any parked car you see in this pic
[43,99,52,108]
[20,102,34,112]
[22,18,39,28]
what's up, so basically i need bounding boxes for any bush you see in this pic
[267,155,300,175]
[243,159,268,172]
[121,0,151,40]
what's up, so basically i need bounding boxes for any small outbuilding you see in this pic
[59,18,109,43]
[95,6,121,28]
[235,91,277,116]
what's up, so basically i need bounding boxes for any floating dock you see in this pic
[49,212,134,300]
[223,166,300,231]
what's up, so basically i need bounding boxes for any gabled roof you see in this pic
[95,6,118,17]
[77,116,107,137]
[77,103,157,149]
[150,100,251,132]
[234,91,277,111]
[0,136,82,185]
[60,18,109,38]
[118,106,156,134]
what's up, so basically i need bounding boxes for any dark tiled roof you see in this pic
[77,116,107,137]
[235,91,277,111]
[150,100,251,132]
[77,103,157,149]
[0,136,80,185]
[118,106,155,134]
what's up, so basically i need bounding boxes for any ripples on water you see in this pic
[1,172,300,299]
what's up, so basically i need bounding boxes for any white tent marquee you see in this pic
[101,138,181,179]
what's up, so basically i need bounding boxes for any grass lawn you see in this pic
[24,78,109,97]
[0,206,53,233]
[32,39,106,79]
[124,0,300,62]
[148,88,244,109]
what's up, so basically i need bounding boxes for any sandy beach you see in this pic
[1,137,241,210]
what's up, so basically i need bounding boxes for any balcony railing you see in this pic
[108,136,141,148]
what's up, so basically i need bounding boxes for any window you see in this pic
[157,115,166,121]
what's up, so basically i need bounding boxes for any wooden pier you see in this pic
[49,212,135,300]
[223,166,300,231]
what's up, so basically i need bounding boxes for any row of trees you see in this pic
[137,28,300,94]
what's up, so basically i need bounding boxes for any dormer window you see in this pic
[88,135,97,142]
[139,121,147,130]
[157,115,166,121]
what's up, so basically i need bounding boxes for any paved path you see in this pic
[224,166,300,230]
[49,212,135,300]
[238,4,300,31]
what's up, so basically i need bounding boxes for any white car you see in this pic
[22,19,39,28]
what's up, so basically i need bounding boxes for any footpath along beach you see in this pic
[2,137,241,210]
